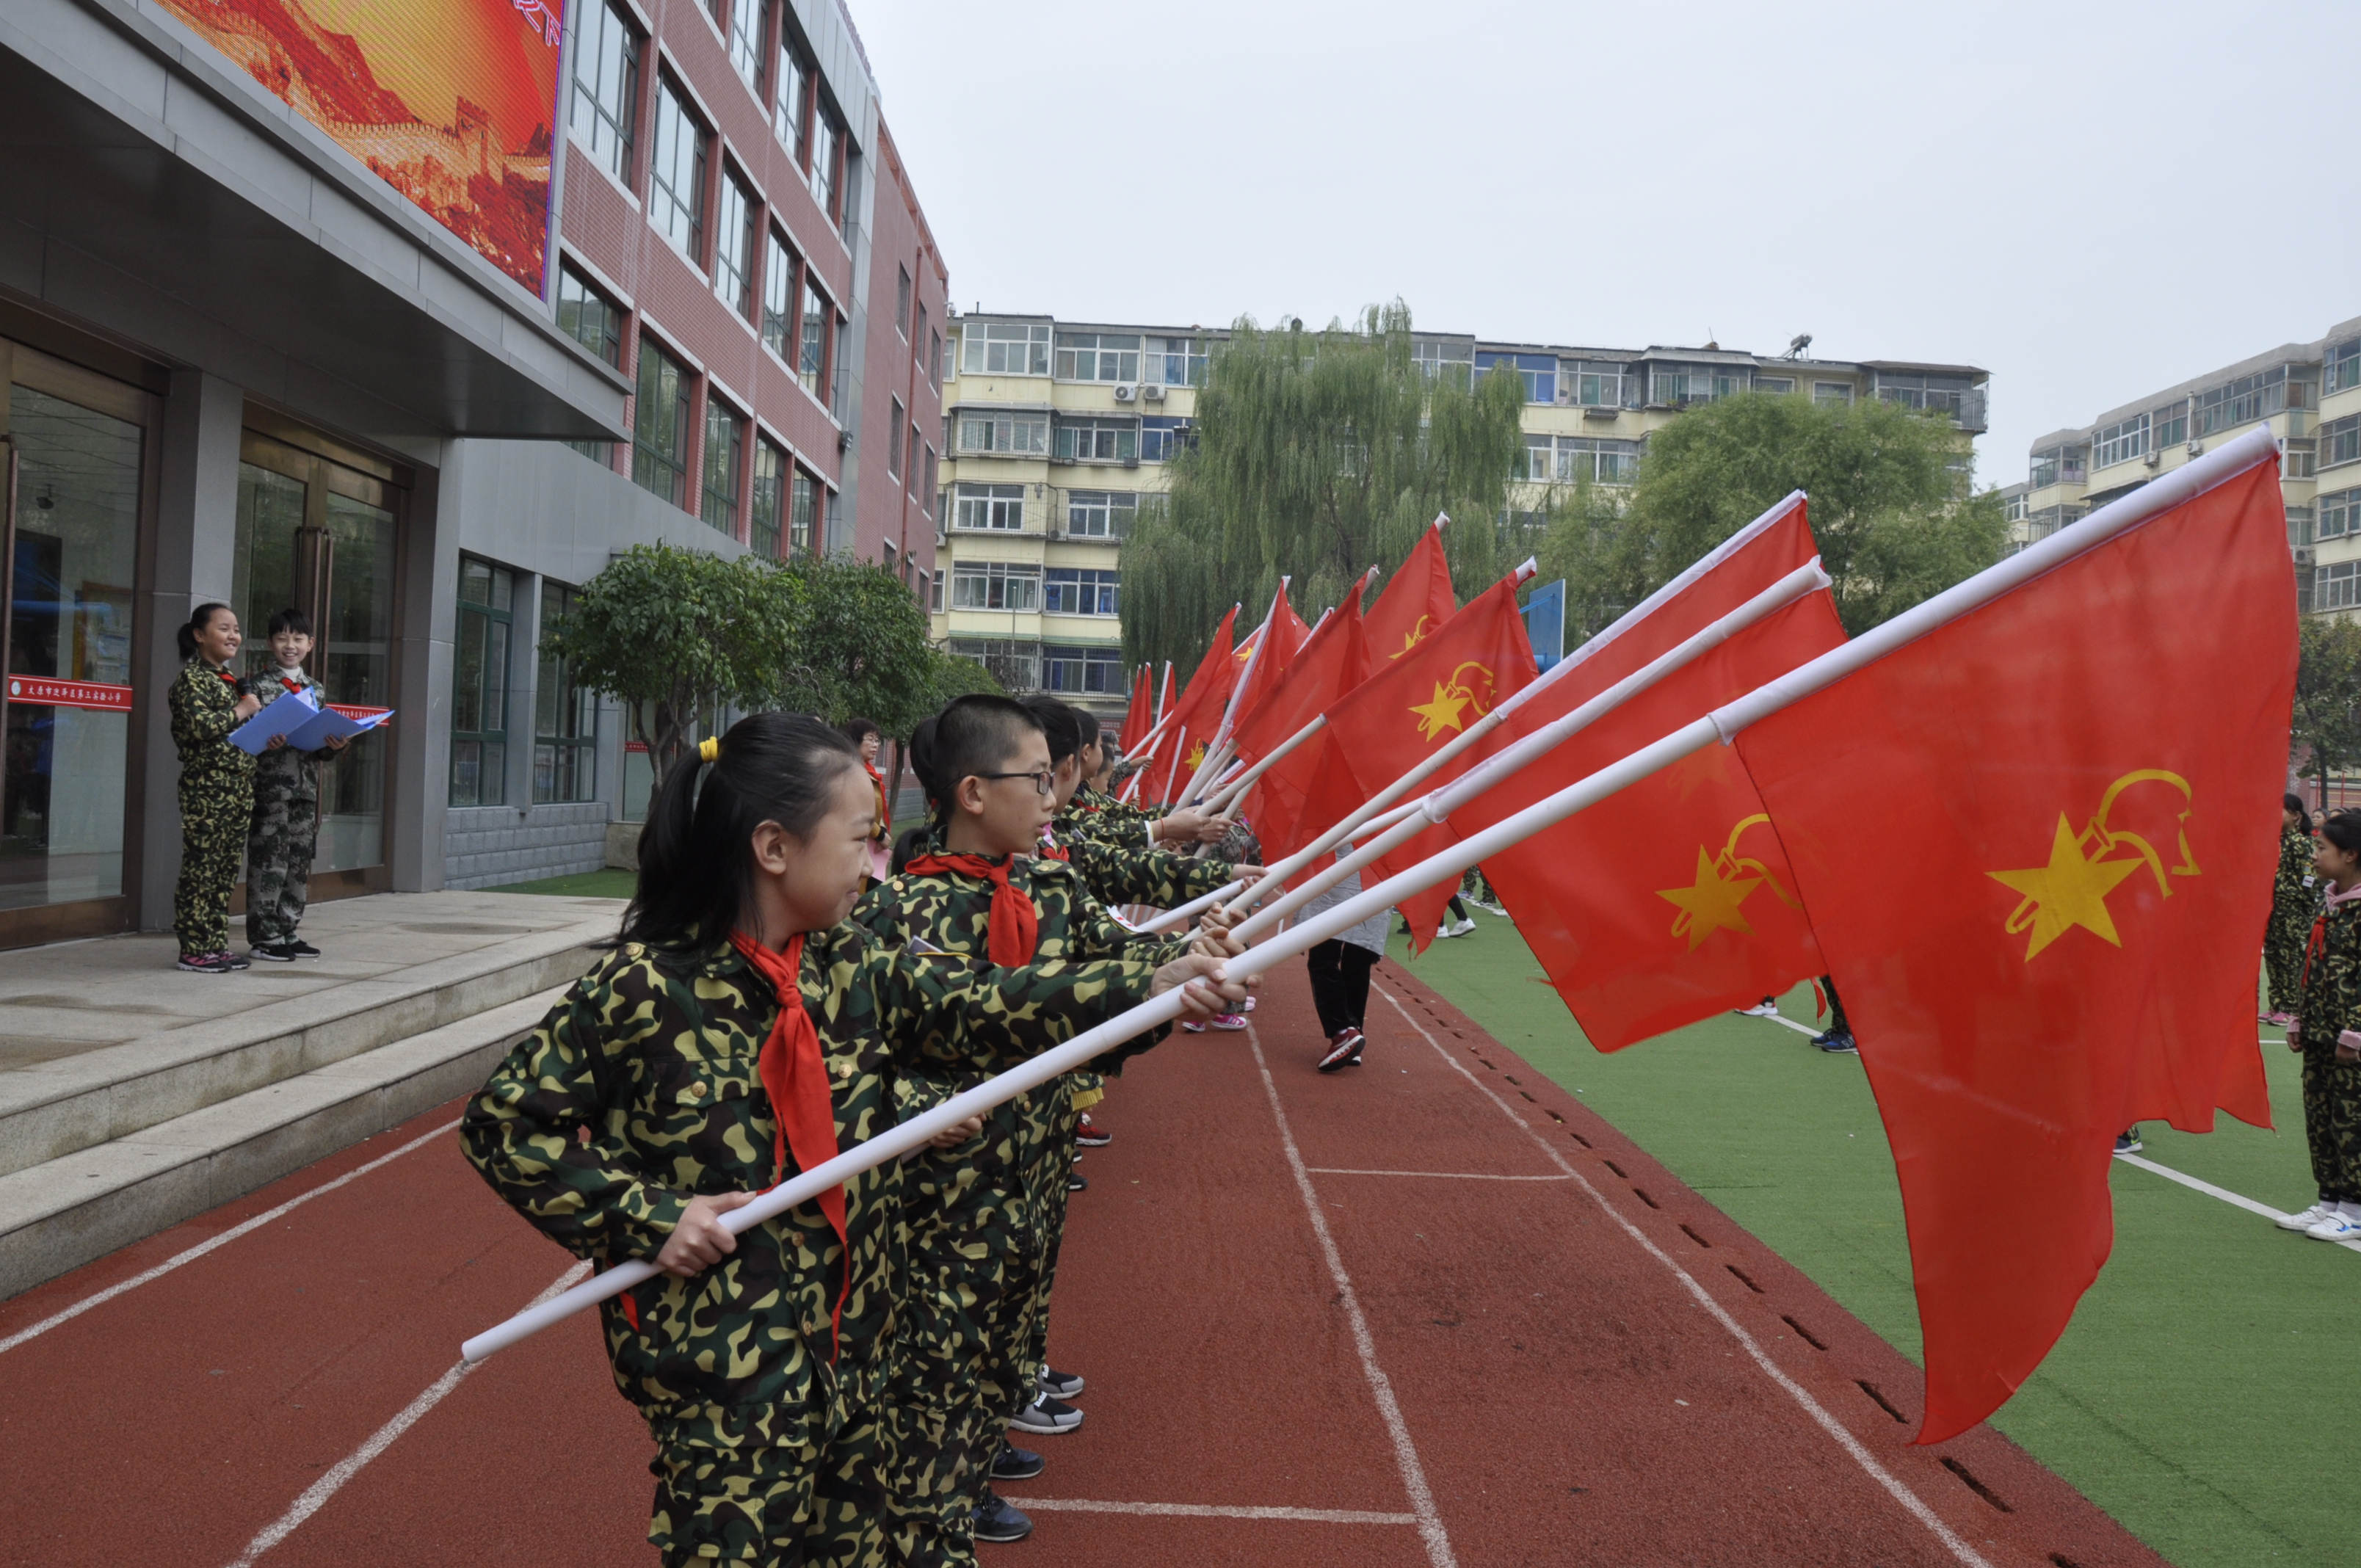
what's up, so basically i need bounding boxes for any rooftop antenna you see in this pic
[1781,333,1813,360]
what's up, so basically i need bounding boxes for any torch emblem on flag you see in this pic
[1656,813,1802,950]
[1389,614,1437,660]
[1408,662,1500,741]
[1987,769,2199,960]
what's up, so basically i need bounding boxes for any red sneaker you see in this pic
[1075,1114,1112,1147]
[1316,1027,1365,1072]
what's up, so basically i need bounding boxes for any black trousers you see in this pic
[1823,974,1850,1035]
[1306,940,1379,1037]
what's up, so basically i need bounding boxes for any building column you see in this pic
[137,371,244,931]
[388,442,452,891]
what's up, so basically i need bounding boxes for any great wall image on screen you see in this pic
[155,0,560,294]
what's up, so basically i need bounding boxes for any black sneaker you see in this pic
[1067,1172,1088,1193]
[1009,1393,1083,1436]
[1816,1031,1856,1054]
[176,951,236,975]
[283,937,321,959]
[973,1489,1034,1544]
[1074,1114,1112,1147]
[220,950,252,970]
[2114,1128,2143,1155]
[1038,1366,1084,1400]
[248,942,298,962]
[990,1442,1045,1482]
[1317,1027,1364,1072]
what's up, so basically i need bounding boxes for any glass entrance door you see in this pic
[231,429,402,887]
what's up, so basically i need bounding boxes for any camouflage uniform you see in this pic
[1051,805,1238,910]
[2265,821,2318,1015]
[850,854,1186,1567]
[1064,785,1152,849]
[461,928,1158,1568]
[167,660,255,957]
[244,670,329,947]
[2296,895,2361,1205]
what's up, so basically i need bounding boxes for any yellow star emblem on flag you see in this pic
[1185,741,1207,770]
[1657,813,1799,949]
[1987,770,2198,961]
[1408,661,1498,741]
[1389,614,1436,661]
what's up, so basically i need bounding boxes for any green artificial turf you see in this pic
[1389,913,2357,1568]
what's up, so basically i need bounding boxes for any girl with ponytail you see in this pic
[461,710,1245,1567]
[167,603,261,974]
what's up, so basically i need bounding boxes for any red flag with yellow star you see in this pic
[1291,570,1537,888]
[1230,581,1374,858]
[1730,452,2290,1442]
[1364,520,1457,667]
[1435,497,1844,1031]
[1135,606,1238,802]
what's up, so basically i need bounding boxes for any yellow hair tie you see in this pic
[698,736,720,763]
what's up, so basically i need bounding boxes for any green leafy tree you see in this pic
[2293,615,2361,791]
[776,555,982,735]
[540,542,805,790]
[1121,302,1529,673]
[1547,391,2006,636]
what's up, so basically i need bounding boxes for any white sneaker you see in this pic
[1735,1001,1780,1017]
[1438,918,1476,939]
[2277,1201,2337,1232]
[2303,1211,2361,1242]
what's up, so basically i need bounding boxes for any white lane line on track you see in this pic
[1246,1026,1459,1568]
[1020,1498,1417,1525]
[222,1260,591,1568]
[0,1119,460,1358]
[2113,1152,2361,1255]
[1374,984,1995,1568]
[1305,1167,1573,1182]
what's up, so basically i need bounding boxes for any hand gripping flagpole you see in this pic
[461,429,2276,1367]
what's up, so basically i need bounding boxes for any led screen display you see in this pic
[153,0,565,296]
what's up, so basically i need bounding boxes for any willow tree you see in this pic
[1120,303,1527,673]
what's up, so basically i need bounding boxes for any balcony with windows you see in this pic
[1868,368,1990,434]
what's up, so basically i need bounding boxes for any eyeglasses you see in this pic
[975,769,1056,796]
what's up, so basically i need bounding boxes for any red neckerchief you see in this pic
[901,852,1037,965]
[726,931,851,1357]
[217,669,239,686]
[279,676,305,694]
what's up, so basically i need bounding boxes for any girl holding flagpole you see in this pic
[460,712,1243,1567]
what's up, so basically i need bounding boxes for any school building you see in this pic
[2003,316,2361,611]
[932,318,1988,721]
[0,0,943,950]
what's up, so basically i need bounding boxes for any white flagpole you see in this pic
[1200,603,1337,816]
[1134,796,1429,937]
[1180,589,1283,806]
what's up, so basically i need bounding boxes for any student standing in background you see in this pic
[168,603,259,975]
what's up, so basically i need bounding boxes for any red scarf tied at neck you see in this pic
[728,931,852,1355]
[899,853,1040,965]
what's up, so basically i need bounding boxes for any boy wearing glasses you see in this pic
[853,694,1245,1563]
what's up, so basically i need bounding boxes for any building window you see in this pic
[961,322,1052,376]
[951,560,1041,611]
[775,39,809,161]
[1813,381,1853,407]
[907,425,923,497]
[896,265,912,340]
[749,435,785,557]
[922,445,937,507]
[1055,416,1137,463]
[1412,338,1473,387]
[2318,560,2360,612]
[570,1,639,184]
[790,466,819,553]
[1045,567,1120,616]
[2153,402,2188,450]
[2285,439,2318,480]
[1477,352,1556,404]
[1754,376,1794,395]
[1570,363,1624,407]
[1065,490,1136,539]
[1148,336,1208,387]
[1518,433,1553,482]
[2194,366,2288,437]
[631,337,691,507]
[2092,414,2149,470]
[2330,338,2361,396]
[810,107,842,222]
[929,326,943,389]
[1556,437,1639,485]
[1139,417,1192,462]
[702,397,744,537]
[954,482,1026,531]
[927,568,944,613]
[555,264,623,366]
[648,79,707,261]
[449,556,514,807]
[956,410,1049,454]
[949,638,1039,691]
[726,0,764,92]
[714,169,757,316]
[1042,643,1122,694]
[799,279,833,397]
[2320,487,2361,541]
[761,228,798,359]
[887,396,905,478]
[1055,332,1142,382]
[532,581,597,805]
[2323,414,2361,471]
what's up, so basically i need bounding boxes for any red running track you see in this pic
[0,961,2168,1567]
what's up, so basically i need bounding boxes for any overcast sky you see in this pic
[855,0,2359,489]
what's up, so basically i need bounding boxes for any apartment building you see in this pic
[2008,316,2360,615]
[932,318,1986,717]
[0,0,940,949]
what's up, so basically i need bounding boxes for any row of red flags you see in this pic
[1114,454,2296,1445]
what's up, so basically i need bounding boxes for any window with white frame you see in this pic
[1055,333,1142,382]
[1055,416,1137,463]
[956,411,1049,454]
[1045,567,1120,616]
[648,79,706,260]
[775,39,809,161]
[962,322,1051,376]
[2153,402,2188,449]
[1147,336,1209,387]
[810,106,844,222]
[2194,366,2288,436]
[2331,338,2361,396]
[2288,504,2315,548]
[949,639,1039,691]
[2319,487,2361,540]
[2285,438,2317,479]
[1042,643,1122,694]
[571,1,640,184]
[798,278,831,396]
[2091,413,2148,470]
[1570,362,1624,407]
[1556,437,1639,485]
[727,0,764,93]
[1412,339,1473,386]
[2323,414,2361,471]
[1477,352,1555,404]
[1066,490,1136,538]
[714,169,756,316]
[929,569,945,613]
[761,229,798,359]
[896,265,912,340]
[2318,560,2360,611]
[1754,376,1794,395]
[1139,417,1192,462]
[954,482,1026,531]
[1519,432,1553,482]
[1813,381,1853,406]
[951,560,1041,610]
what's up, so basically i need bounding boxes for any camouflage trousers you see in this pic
[2265,913,2310,1015]
[245,771,319,946]
[649,1400,888,1568]
[2299,1039,2361,1205]
[175,772,253,956]
[1015,1083,1083,1396]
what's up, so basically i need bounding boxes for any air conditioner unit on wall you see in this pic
[1113,383,1137,402]
[2187,439,2203,456]
[2143,450,2161,468]
[1142,382,1166,402]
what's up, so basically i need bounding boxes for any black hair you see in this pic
[1075,709,1100,749]
[617,711,863,957]
[2286,793,2308,816]
[1020,695,1083,766]
[2321,812,2361,861]
[266,607,313,639]
[926,692,1044,814]
[891,713,943,874]
[177,602,233,661]
[841,715,882,747]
